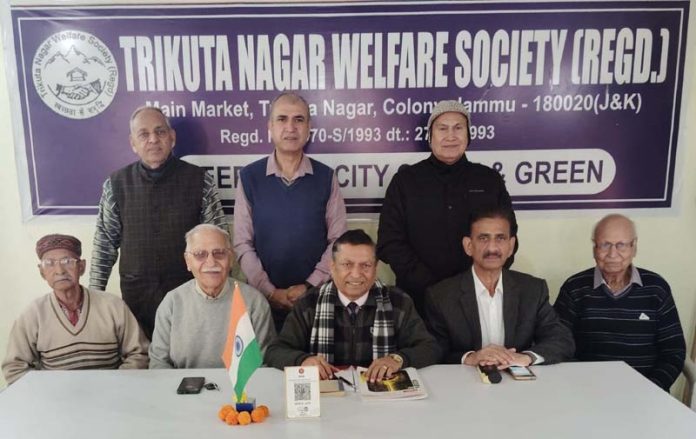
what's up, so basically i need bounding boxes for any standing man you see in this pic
[425,207,573,368]
[90,106,227,339]
[377,100,513,317]
[234,92,347,330]
[554,214,685,391]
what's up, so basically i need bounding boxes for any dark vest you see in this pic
[240,157,332,288]
[111,157,205,276]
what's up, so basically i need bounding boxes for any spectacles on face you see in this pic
[594,240,635,254]
[38,257,80,269]
[135,127,170,142]
[336,261,375,273]
[185,248,231,261]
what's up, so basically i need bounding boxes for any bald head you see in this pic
[592,214,636,242]
[592,214,637,280]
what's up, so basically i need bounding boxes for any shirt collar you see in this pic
[593,265,642,290]
[471,266,504,299]
[337,289,369,308]
[194,279,231,301]
[53,285,85,311]
[266,152,313,182]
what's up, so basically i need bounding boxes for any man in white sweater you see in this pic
[149,224,275,369]
[2,234,149,385]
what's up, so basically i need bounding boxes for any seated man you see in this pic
[265,229,440,381]
[149,224,275,368]
[425,207,573,368]
[554,214,685,391]
[2,234,148,385]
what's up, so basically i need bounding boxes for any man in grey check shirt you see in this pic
[90,106,227,339]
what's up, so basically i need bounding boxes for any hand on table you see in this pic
[365,356,402,382]
[465,344,517,368]
[301,355,339,380]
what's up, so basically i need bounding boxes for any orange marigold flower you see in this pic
[251,408,266,423]
[218,405,234,421]
[224,410,239,425]
[237,411,252,426]
[257,405,270,417]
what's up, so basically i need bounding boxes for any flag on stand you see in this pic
[222,283,263,401]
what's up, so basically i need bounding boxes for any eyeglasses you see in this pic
[185,248,231,261]
[38,257,80,269]
[594,240,635,253]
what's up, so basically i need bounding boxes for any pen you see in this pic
[337,375,357,391]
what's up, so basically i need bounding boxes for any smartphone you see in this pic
[177,377,205,394]
[507,365,537,380]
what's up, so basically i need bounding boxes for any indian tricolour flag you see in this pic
[222,283,263,401]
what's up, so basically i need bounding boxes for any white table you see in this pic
[0,362,694,438]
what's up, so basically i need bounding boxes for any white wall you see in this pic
[1,2,694,398]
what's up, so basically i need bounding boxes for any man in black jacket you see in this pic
[377,100,513,318]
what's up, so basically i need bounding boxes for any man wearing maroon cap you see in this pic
[2,234,149,385]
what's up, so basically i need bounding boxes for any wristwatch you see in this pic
[388,353,404,369]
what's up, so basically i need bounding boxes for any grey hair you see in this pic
[129,106,171,132]
[269,92,310,121]
[184,224,231,251]
[592,214,637,242]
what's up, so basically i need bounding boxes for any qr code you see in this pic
[294,382,311,401]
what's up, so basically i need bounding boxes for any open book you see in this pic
[335,366,428,401]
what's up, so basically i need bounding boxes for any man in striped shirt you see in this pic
[554,214,685,391]
[90,106,227,339]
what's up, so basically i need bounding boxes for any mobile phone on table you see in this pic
[177,377,205,394]
[507,365,536,380]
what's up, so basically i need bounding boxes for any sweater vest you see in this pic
[240,157,332,288]
[111,157,205,276]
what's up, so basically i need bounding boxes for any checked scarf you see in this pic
[309,280,395,364]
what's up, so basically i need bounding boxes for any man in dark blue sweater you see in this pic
[554,214,685,391]
[234,93,347,331]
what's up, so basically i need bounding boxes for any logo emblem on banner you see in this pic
[32,30,117,119]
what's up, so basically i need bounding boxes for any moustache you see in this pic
[483,252,502,259]
[201,267,222,273]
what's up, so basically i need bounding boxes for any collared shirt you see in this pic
[462,267,543,365]
[472,267,505,347]
[233,153,347,296]
[266,151,313,185]
[593,265,643,297]
[337,290,369,309]
[54,287,85,327]
[193,281,230,301]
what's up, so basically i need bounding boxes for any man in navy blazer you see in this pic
[425,207,573,368]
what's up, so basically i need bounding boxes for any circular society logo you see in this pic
[33,30,118,119]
